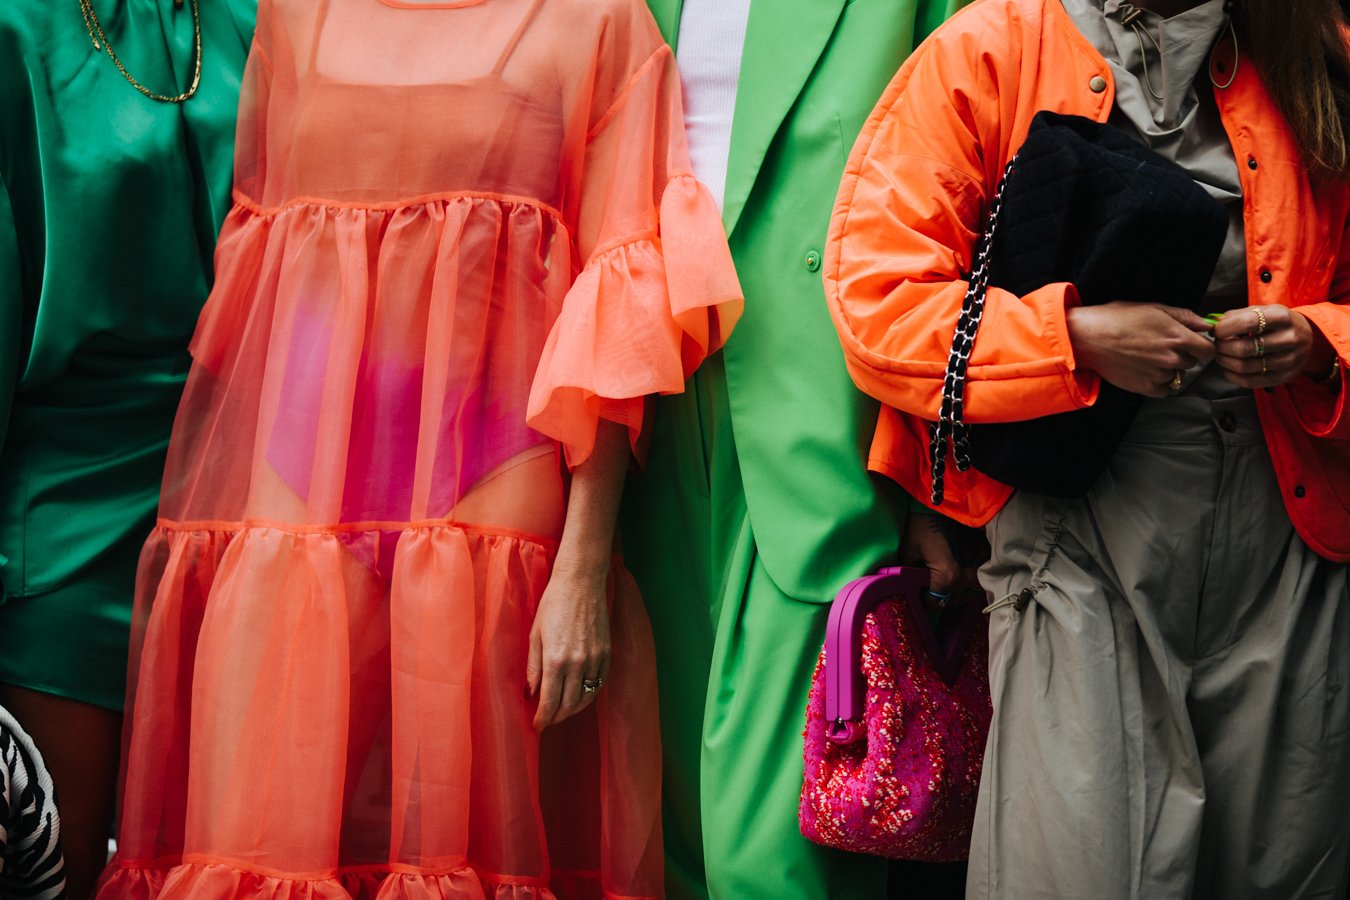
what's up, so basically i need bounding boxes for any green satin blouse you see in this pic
[0,0,254,708]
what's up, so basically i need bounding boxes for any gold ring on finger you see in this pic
[582,677,604,694]
[1169,370,1184,393]
[1254,336,1265,358]
[1254,307,1268,337]
[1260,357,1269,376]
[925,589,952,610]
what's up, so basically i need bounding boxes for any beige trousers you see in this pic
[969,392,1350,900]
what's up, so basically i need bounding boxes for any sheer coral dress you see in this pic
[97,0,741,896]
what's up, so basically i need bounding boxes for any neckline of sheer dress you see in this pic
[231,188,565,224]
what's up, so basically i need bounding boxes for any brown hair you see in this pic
[1234,0,1350,180]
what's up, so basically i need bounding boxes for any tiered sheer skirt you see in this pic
[95,189,736,898]
[102,522,663,899]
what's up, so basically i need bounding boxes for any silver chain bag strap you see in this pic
[929,155,1019,506]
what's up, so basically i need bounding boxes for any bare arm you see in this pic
[527,420,630,730]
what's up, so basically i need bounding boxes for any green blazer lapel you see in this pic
[722,0,849,236]
[646,0,683,48]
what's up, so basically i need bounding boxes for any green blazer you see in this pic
[645,0,962,602]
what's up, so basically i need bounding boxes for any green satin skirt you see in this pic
[0,378,178,711]
[0,530,139,712]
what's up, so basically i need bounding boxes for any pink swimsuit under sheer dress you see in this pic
[98,0,741,897]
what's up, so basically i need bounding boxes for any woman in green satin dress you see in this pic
[0,1,254,894]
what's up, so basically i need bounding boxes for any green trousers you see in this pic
[620,355,887,900]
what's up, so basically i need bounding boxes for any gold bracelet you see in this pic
[1315,357,1342,386]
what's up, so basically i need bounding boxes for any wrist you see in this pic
[1312,356,1342,388]
[1065,306,1102,372]
[550,551,611,586]
[907,495,935,516]
[1296,312,1335,378]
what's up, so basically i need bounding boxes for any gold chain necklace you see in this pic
[78,0,202,104]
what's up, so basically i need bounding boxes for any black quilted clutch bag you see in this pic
[929,111,1228,503]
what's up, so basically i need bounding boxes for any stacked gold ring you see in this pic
[1254,308,1269,375]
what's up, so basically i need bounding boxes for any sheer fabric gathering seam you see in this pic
[229,188,566,223]
[153,517,564,549]
[112,855,557,886]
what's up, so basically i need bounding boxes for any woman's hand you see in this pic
[901,512,988,615]
[1066,302,1216,397]
[1213,304,1335,389]
[527,562,611,731]
[526,420,630,731]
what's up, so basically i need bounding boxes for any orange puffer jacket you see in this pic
[825,0,1350,561]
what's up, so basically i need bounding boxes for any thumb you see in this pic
[1161,306,1213,333]
[926,558,960,595]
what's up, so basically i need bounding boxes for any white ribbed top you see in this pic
[675,0,752,211]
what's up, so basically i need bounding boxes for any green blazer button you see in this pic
[805,250,822,272]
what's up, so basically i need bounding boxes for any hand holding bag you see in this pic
[799,566,991,861]
[931,111,1229,503]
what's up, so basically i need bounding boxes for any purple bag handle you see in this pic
[824,566,979,745]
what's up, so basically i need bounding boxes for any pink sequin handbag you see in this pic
[799,566,992,861]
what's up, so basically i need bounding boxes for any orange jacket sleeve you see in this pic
[1283,198,1350,441]
[823,15,1099,426]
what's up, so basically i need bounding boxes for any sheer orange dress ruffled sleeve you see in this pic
[526,25,742,466]
[98,0,740,898]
